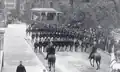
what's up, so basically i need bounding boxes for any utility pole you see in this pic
[16,0,20,19]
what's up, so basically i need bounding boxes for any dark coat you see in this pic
[34,42,39,48]
[47,46,55,54]
[16,64,26,72]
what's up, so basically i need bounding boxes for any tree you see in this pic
[111,0,120,28]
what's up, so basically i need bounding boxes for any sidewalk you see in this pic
[2,24,47,72]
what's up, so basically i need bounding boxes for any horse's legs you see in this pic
[96,60,99,70]
[51,62,54,72]
[89,59,93,66]
[98,59,101,69]
[53,63,55,72]
[48,62,51,71]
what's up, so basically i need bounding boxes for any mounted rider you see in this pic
[88,41,97,59]
[45,41,55,60]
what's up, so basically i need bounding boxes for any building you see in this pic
[23,0,63,24]
[0,0,7,27]
[5,0,16,9]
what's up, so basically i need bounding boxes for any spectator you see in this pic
[16,61,26,72]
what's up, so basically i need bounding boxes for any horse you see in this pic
[48,54,56,72]
[89,50,101,70]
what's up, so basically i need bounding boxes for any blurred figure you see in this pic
[88,43,97,59]
[45,42,55,60]
[34,40,39,52]
[16,61,26,72]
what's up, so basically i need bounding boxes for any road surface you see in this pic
[26,32,111,72]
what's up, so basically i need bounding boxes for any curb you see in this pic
[0,50,4,72]
[24,38,48,72]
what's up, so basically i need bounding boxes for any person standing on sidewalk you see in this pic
[16,61,26,72]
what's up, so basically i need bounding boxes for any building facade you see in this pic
[0,0,6,27]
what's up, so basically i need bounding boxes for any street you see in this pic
[0,23,110,72]
[26,29,111,72]
[1,0,120,71]
[41,49,110,72]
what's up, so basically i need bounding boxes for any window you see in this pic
[41,12,46,16]
[49,2,53,8]
[69,0,73,6]
[41,12,46,20]
[31,3,35,8]
[47,13,56,20]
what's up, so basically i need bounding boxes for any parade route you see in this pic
[26,35,111,72]
[2,23,111,72]
[2,24,47,72]
[43,51,110,72]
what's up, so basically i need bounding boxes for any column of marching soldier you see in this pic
[26,25,112,53]
[26,30,81,53]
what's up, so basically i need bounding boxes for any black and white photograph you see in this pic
[0,0,120,72]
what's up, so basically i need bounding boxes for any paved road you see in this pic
[26,35,110,72]
[2,24,47,72]
[43,51,110,72]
